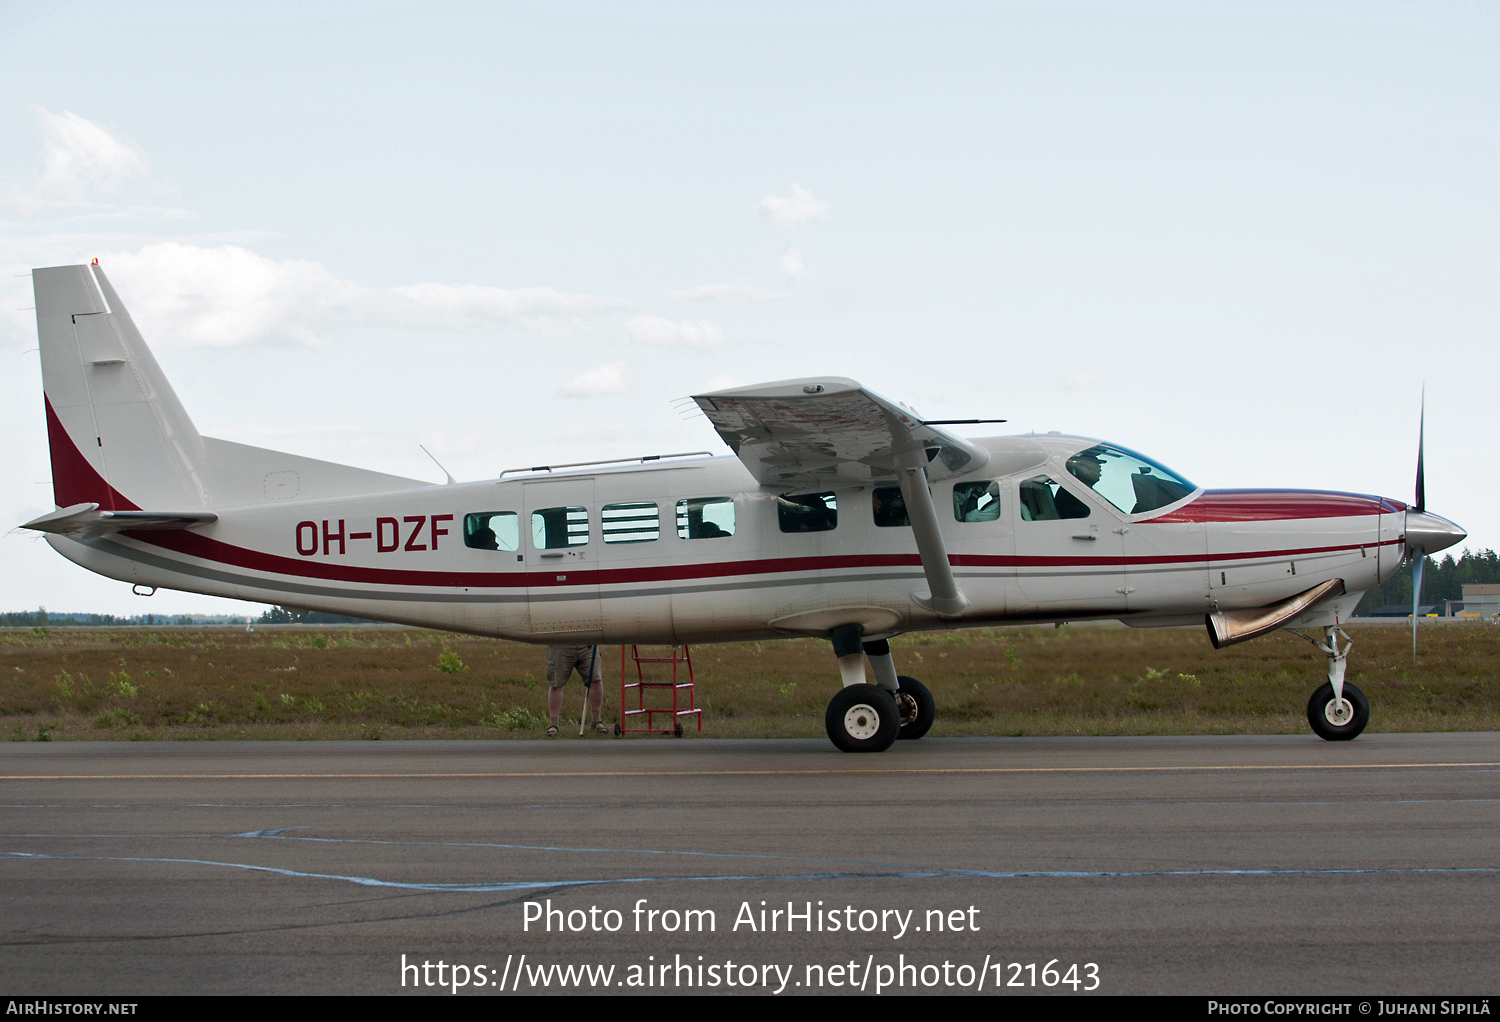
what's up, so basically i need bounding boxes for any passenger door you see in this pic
[1013,474,1128,616]
[522,478,601,637]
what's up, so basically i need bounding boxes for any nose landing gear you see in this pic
[1289,625,1369,741]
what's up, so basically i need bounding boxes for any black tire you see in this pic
[824,684,899,753]
[612,722,622,737]
[674,723,684,738]
[1307,681,1369,741]
[894,676,935,740]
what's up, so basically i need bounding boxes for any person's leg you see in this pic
[545,647,569,731]
[584,646,605,726]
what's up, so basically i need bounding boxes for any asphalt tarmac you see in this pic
[3,732,1498,996]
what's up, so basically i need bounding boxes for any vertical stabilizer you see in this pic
[34,263,207,511]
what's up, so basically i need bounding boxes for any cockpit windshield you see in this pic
[1064,443,1195,515]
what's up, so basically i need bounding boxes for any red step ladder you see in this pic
[615,645,702,737]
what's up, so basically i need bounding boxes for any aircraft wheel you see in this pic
[1307,681,1369,741]
[825,684,899,753]
[894,676,935,740]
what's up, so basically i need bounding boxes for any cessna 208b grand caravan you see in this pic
[24,262,1467,751]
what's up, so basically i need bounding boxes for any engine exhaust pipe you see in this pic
[1206,578,1346,649]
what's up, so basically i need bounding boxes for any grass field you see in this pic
[3,622,1498,741]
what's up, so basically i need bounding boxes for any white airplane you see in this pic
[23,261,1467,752]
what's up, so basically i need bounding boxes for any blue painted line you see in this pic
[7,851,1500,894]
[231,830,933,870]
[0,831,946,873]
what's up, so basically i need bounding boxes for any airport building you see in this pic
[1459,584,1500,621]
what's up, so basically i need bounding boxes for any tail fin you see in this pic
[34,262,206,511]
[33,261,427,513]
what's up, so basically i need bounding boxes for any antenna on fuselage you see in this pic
[420,445,458,485]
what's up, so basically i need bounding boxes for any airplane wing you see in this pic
[692,377,990,617]
[21,502,218,538]
[691,377,989,489]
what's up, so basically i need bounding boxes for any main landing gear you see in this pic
[1289,625,1369,741]
[823,625,935,752]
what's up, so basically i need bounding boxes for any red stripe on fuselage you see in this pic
[44,396,139,511]
[1147,489,1404,523]
[123,528,1403,591]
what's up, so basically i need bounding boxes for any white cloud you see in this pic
[780,247,806,278]
[98,242,626,347]
[666,282,794,302]
[622,314,723,350]
[559,361,628,398]
[7,110,149,214]
[759,183,828,226]
[106,243,356,347]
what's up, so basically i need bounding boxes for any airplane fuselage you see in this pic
[50,434,1402,644]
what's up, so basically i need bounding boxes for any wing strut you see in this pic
[898,450,970,618]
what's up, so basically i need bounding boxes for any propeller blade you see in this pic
[1415,386,1425,514]
[1412,547,1425,660]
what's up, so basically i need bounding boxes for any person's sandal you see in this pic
[545,724,559,737]
[592,721,610,734]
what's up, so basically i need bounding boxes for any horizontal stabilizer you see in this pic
[1206,578,1345,649]
[21,502,218,538]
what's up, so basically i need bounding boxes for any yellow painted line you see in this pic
[2,762,1498,781]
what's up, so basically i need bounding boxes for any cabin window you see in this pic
[531,506,588,549]
[1065,443,1195,515]
[872,486,908,527]
[1018,475,1090,521]
[602,502,660,544]
[463,511,519,551]
[676,497,735,539]
[953,481,1002,522]
[778,492,838,533]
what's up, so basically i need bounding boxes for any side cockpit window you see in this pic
[1019,476,1090,521]
[464,511,519,551]
[1066,444,1195,515]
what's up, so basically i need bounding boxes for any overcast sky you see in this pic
[2,1,1496,617]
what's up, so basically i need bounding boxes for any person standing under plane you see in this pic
[546,644,606,737]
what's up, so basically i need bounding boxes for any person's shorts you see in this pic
[546,644,604,689]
